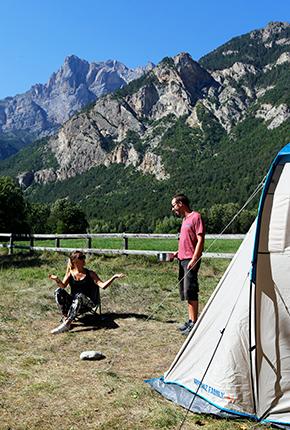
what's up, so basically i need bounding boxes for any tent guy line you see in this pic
[144,176,266,324]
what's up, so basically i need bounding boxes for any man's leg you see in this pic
[188,300,198,323]
[185,259,200,323]
[180,260,200,335]
[177,260,189,331]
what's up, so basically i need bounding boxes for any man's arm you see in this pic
[187,233,204,270]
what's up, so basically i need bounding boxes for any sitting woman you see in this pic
[49,250,124,334]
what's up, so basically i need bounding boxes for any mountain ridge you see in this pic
[1,21,289,230]
[0,55,154,159]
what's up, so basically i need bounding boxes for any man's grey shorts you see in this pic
[178,259,201,301]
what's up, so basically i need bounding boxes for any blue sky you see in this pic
[0,0,289,99]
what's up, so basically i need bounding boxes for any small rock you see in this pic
[80,350,105,360]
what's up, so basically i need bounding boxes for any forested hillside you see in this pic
[0,22,289,233]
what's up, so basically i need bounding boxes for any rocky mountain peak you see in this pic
[173,52,217,102]
[155,52,216,92]
[173,51,195,64]
[144,61,155,71]
[64,54,89,68]
[264,21,290,33]
[28,51,221,185]
[50,55,90,89]
[0,56,152,159]
[250,21,290,42]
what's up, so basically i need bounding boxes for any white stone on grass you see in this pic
[80,351,105,360]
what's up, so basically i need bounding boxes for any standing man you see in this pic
[171,193,205,336]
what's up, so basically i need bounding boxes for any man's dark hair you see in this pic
[173,193,190,208]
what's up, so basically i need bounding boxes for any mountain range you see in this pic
[0,56,153,159]
[1,21,289,230]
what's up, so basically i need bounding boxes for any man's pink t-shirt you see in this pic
[178,211,205,260]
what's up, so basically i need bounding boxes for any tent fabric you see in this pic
[253,160,290,424]
[161,222,257,414]
[147,143,290,428]
[146,377,252,419]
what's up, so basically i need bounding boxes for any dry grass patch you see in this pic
[0,253,274,429]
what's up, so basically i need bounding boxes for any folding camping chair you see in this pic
[90,284,102,317]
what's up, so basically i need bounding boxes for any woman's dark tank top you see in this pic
[69,268,97,302]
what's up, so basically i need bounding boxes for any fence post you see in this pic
[8,234,14,255]
[55,238,60,248]
[123,234,128,255]
[29,235,34,255]
[87,237,92,250]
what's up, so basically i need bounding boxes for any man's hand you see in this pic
[187,258,198,270]
[170,251,178,261]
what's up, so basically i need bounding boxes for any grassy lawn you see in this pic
[0,251,271,430]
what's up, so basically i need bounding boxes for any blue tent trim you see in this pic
[146,377,290,428]
[145,376,258,420]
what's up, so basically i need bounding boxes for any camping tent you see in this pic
[147,143,290,428]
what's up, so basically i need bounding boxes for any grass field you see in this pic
[0,251,272,430]
[11,237,242,254]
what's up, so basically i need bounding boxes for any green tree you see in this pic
[121,214,150,233]
[0,176,29,233]
[238,209,256,233]
[48,198,88,233]
[208,203,240,233]
[26,202,51,233]
[90,218,115,233]
[154,216,181,233]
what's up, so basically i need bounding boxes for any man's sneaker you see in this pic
[51,321,71,335]
[178,320,192,332]
[181,321,195,336]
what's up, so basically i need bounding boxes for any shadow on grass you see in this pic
[0,253,43,269]
[70,311,151,333]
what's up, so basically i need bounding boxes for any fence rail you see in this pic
[0,232,245,259]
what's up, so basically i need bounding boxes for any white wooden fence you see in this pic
[0,232,245,259]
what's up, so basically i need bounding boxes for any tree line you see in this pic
[0,176,256,235]
[0,177,88,234]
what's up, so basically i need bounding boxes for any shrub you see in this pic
[48,198,88,233]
